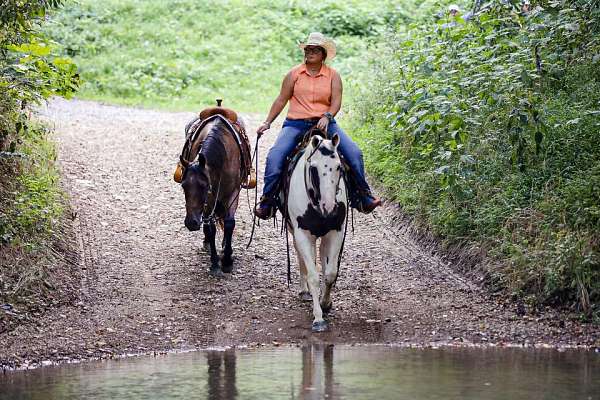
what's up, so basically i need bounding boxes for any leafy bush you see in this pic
[349,0,600,316]
[1,0,79,151]
[0,124,64,246]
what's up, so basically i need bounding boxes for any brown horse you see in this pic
[179,115,245,275]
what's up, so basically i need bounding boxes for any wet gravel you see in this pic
[0,98,598,370]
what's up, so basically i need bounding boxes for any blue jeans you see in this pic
[262,118,370,198]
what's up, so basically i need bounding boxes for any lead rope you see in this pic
[332,171,350,288]
[284,214,291,287]
[283,157,292,286]
[205,174,222,220]
[246,135,260,249]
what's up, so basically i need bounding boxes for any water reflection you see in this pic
[1,345,598,399]
[206,349,237,400]
[204,344,337,400]
[299,344,337,399]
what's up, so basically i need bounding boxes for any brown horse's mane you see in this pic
[200,119,228,168]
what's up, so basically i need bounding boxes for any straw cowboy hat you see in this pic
[298,32,336,61]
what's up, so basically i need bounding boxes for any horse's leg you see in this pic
[203,221,221,276]
[293,238,311,302]
[221,191,239,273]
[319,230,344,316]
[294,230,327,332]
[221,217,235,273]
[203,219,211,248]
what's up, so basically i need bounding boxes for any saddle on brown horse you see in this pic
[174,100,255,189]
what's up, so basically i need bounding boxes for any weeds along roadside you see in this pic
[347,0,600,320]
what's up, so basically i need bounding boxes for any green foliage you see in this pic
[1,0,76,243]
[350,0,600,316]
[0,124,64,246]
[0,1,78,309]
[0,0,79,150]
[43,0,410,111]
[0,123,66,306]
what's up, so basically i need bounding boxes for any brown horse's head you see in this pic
[180,153,210,231]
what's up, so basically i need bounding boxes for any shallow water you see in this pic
[1,345,598,400]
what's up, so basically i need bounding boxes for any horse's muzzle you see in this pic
[184,215,202,231]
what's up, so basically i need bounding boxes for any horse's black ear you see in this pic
[331,133,340,148]
[311,136,322,149]
[197,153,206,168]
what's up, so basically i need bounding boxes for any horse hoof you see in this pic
[299,291,312,302]
[221,256,233,270]
[221,264,233,274]
[209,268,224,278]
[312,320,329,332]
[321,302,333,316]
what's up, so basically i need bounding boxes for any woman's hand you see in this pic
[256,121,271,137]
[316,116,329,132]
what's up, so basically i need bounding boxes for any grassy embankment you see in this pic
[349,0,600,318]
[44,0,420,111]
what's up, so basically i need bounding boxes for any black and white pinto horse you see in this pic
[285,133,347,332]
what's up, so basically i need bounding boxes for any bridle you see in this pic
[181,153,222,225]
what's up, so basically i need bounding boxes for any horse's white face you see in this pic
[305,134,343,215]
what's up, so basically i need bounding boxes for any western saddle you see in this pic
[174,99,256,189]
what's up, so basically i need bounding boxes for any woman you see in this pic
[254,32,381,219]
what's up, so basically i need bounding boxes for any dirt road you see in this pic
[1,99,597,369]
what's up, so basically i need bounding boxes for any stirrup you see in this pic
[241,167,257,189]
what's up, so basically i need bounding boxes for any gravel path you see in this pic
[1,99,597,369]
